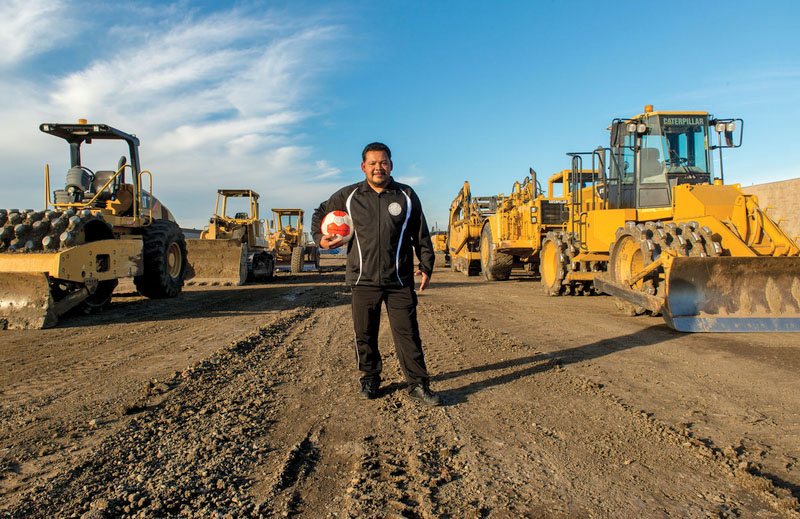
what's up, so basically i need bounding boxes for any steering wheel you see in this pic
[665,156,689,167]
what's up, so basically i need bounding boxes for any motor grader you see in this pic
[268,209,319,273]
[539,105,800,332]
[446,181,498,275]
[0,121,187,329]
[185,189,275,285]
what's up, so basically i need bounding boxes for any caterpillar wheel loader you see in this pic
[540,106,800,332]
[268,209,319,273]
[0,121,187,329]
[447,181,498,275]
[185,189,275,285]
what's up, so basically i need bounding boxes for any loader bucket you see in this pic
[664,257,800,332]
[0,272,58,329]
[184,239,247,286]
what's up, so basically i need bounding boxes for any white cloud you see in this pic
[0,5,347,229]
[395,163,426,187]
[313,160,342,180]
[0,0,69,68]
[395,176,425,186]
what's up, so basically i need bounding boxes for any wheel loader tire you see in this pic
[291,245,304,273]
[134,219,187,299]
[480,225,513,281]
[540,233,566,296]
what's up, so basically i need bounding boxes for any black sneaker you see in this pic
[407,382,441,406]
[359,378,380,400]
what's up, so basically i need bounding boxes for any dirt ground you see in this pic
[1,256,799,518]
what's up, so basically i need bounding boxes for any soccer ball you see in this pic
[321,210,353,244]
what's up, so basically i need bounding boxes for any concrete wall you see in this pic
[742,178,800,243]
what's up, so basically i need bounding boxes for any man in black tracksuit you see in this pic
[311,142,440,406]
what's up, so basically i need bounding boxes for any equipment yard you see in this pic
[2,257,799,518]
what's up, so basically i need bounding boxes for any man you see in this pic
[311,142,440,406]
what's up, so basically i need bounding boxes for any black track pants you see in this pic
[351,285,429,386]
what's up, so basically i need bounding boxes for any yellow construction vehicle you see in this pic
[446,181,498,275]
[268,209,319,273]
[540,106,800,332]
[185,189,275,285]
[478,168,602,282]
[0,121,187,329]
[431,227,450,268]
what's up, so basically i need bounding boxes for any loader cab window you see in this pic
[609,127,635,185]
[639,134,666,184]
[278,214,300,232]
[223,197,251,219]
[661,116,710,178]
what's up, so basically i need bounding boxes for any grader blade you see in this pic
[0,272,58,329]
[664,257,800,332]
[184,239,247,286]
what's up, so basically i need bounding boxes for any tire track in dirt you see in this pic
[0,275,342,502]
[0,279,351,518]
[416,299,800,517]
[3,272,798,518]
[2,302,320,517]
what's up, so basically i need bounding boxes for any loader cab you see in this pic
[41,122,143,217]
[209,189,268,244]
[608,110,712,209]
[272,210,303,236]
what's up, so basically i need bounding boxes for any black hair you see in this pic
[361,142,391,162]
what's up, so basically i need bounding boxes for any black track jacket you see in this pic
[311,178,434,288]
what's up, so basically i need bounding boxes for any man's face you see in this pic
[362,150,392,190]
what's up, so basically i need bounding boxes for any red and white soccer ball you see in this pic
[321,210,353,244]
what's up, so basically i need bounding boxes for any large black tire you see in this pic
[134,219,187,298]
[539,232,567,296]
[248,251,275,282]
[290,245,304,273]
[313,247,320,270]
[480,225,513,281]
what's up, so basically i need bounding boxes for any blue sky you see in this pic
[1,0,799,230]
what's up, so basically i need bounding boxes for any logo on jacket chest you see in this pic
[388,202,403,217]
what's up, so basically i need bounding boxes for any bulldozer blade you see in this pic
[664,257,800,332]
[0,272,58,329]
[184,239,247,286]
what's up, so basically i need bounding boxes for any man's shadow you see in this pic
[382,325,675,406]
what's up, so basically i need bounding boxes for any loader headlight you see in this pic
[715,122,727,132]
[628,123,647,134]
[531,216,537,223]
[726,122,736,132]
